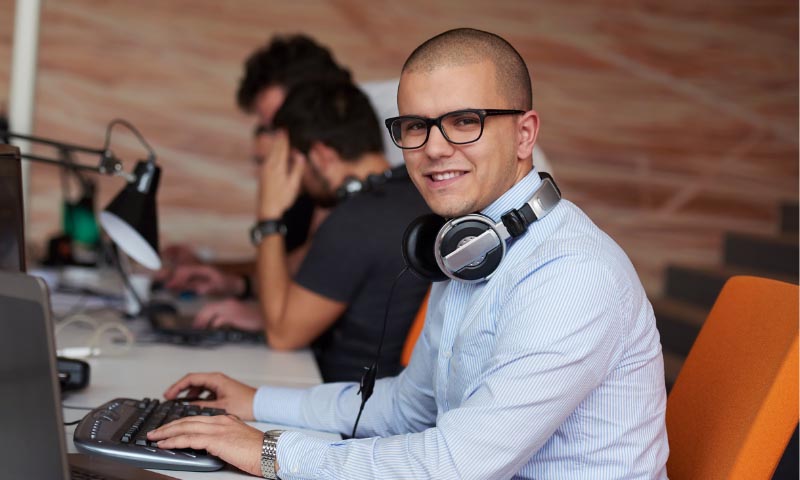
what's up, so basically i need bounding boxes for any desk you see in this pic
[58,313,338,479]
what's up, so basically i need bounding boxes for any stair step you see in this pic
[780,204,798,235]
[723,232,798,276]
[652,297,708,357]
[665,264,798,309]
[662,349,685,393]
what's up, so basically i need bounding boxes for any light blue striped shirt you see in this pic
[255,169,669,479]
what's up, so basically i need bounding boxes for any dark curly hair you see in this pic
[236,35,352,112]
[273,81,383,161]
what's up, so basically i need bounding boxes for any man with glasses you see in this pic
[149,28,668,479]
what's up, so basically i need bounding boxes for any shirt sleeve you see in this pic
[253,290,439,435]
[293,203,372,303]
[268,257,628,480]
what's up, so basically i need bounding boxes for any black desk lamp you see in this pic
[1,119,162,270]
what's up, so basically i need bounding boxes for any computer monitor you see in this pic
[0,144,25,272]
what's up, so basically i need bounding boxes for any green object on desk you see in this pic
[63,200,100,246]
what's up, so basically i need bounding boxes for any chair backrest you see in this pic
[401,289,430,366]
[666,276,799,480]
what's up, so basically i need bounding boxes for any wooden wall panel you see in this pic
[0,0,796,293]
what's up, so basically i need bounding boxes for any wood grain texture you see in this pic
[0,0,796,293]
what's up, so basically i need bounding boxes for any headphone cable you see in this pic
[352,266,408,438]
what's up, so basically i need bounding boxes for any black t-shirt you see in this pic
[295,171,431,383]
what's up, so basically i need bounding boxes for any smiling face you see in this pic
[398,61,534,218]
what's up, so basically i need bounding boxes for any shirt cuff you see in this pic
[253,385,306,424]
[276,431,332,479]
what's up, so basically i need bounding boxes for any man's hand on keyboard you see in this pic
[164,265,245,296]
[192,299,263,331]
[163,372,256,421]
[147,413,263,477]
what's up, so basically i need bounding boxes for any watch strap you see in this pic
[250,219,287,246]
[260,429,283,479]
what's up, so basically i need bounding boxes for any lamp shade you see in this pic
[99,160,161,270]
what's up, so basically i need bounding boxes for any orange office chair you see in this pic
[401,289,430,366]
[665,276,799,480]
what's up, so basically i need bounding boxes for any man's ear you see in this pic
[516,110,539,160]
[307,141,339,173]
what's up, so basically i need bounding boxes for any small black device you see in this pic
[402,172,561,282]
[57,356,91,391]
[73,397,226,471]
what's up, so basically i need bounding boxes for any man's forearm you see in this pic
[256,235,293,347]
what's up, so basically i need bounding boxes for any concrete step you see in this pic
[652,297,708,357]
[724,232,798,276]
[664,264,798,309]
[780,204,798,235]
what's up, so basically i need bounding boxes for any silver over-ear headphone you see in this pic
[402,173,561,283]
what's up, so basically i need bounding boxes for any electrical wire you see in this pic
[351,267,408,438]
[62,404,95,411]
[55,313,134,358]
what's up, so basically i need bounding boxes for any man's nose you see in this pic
[423,124,454,159]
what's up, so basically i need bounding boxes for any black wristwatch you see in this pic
[250,219,287,246]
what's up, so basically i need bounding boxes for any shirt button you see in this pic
[443,350,452,359]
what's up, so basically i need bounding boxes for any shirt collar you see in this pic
[481,167,542,222]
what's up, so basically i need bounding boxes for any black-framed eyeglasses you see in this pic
[384,109,525,149]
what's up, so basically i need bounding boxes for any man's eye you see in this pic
[452,115,480,127]
[405,121,426,132]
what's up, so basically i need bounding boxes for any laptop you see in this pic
[0,273,179,479]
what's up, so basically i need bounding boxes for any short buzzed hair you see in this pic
[402,28,532,110]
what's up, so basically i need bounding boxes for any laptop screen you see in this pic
[0,272,70,478]
[0,145,26,272]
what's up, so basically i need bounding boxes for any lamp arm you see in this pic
[2,130,105,155]
[0,129,133,181]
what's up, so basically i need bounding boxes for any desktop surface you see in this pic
[57,309,337,479]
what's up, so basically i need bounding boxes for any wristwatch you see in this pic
[261,429,284,479]
[250,219,287,246]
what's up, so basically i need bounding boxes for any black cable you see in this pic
[62,404,94,426]
[62,404,95,410]
[351,267,408,438]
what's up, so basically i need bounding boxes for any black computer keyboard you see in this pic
[73,398,226,471]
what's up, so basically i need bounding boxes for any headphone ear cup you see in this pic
[335,176,364,201]
[438,216,504,282]
[402,214,448,282]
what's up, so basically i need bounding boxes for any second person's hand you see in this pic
[192,299,264,332]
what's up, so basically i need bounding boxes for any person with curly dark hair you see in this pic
[236,35,352,132]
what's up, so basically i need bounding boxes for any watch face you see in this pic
[249,226,262,246]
